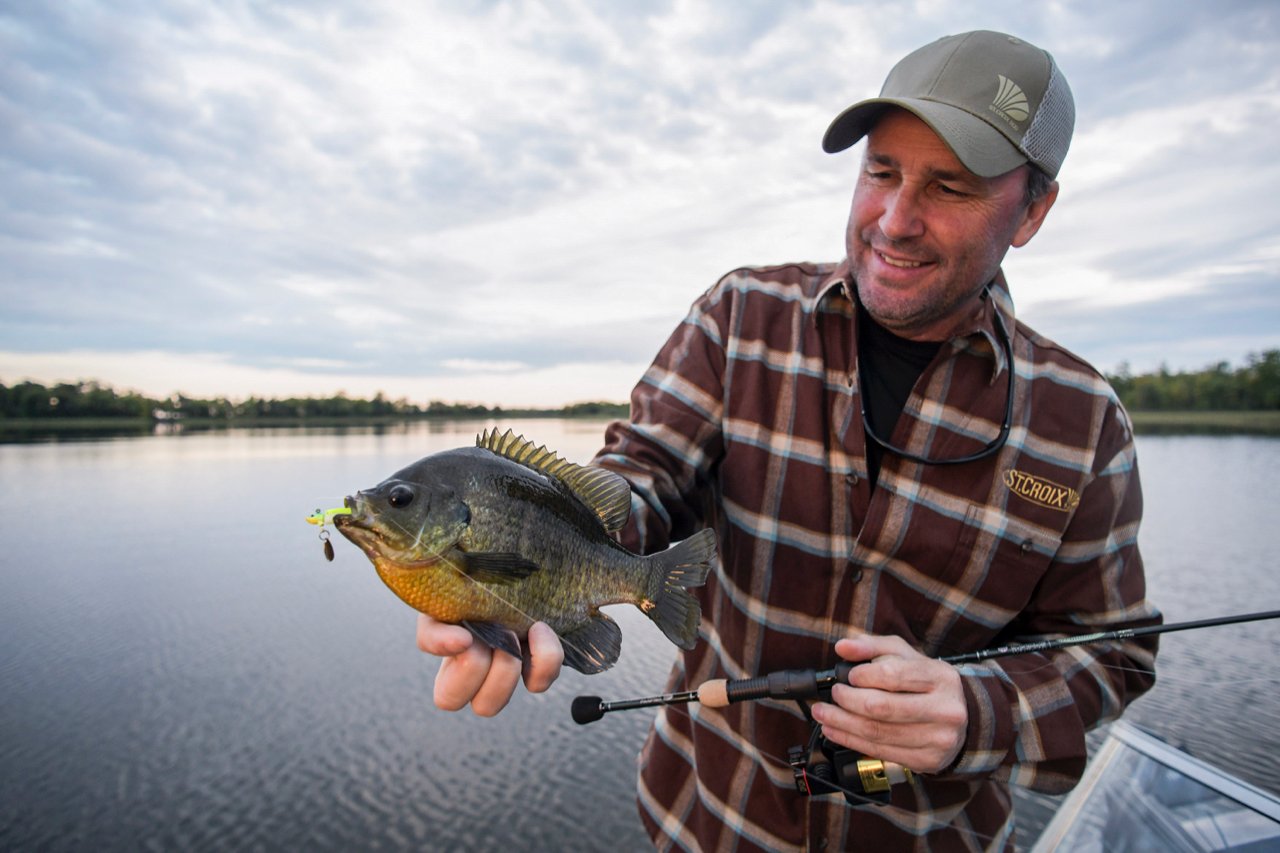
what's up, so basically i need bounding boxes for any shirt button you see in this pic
[1019,539,1034,555]
[848,564,863,582]
[845,473,859,486]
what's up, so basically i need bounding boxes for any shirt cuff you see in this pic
[932,665,1017,779]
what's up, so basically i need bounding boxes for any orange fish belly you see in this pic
[373,557,513,626]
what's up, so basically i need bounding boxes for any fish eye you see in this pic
[387,484,415,508]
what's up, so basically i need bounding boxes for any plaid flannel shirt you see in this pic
[593,261,1160,852]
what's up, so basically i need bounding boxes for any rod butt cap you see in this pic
[571,696,605,724]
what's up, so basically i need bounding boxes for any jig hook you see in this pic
[306,506,351,562]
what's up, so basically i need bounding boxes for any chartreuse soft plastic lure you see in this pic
[307,507,352,526]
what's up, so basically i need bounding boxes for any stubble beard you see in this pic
[850,231,992,339]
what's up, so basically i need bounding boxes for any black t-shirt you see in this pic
[858,310,942,489]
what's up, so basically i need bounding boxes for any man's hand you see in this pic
[415,615,564,717]
[810,633,967,774]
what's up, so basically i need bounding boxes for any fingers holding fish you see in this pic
[422,614,563,715]
[521,621,564,694]
[416,613,473,657]
[433,638,521,716]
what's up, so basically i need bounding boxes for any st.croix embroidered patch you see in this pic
[1003,469,1081,512]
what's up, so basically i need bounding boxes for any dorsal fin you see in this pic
[476,428,632,532]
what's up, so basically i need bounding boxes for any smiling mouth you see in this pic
[877,250,930,269]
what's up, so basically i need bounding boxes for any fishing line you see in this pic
[578,609,1280,846]
[323,504,924,837]
[322,503,959,834]
[1086,661,1280,689]
[635,677,1013,847]
[620,659,1278,850]
[314,498,1279,845]
[642,649,1280,851]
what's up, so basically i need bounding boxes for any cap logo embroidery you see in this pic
[1003,469,1080,512]
[989,75,1029,128]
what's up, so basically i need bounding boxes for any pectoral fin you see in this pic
[454,551,540,584]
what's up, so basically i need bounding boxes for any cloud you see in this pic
[1022,269,1280,375]
[1,1,1278,406]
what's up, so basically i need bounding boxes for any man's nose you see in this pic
[879,188,925,240]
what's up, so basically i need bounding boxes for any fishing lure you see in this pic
[306,506,352,561]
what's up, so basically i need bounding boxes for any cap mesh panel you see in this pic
[1022,61,1075,177]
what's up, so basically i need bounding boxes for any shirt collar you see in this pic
[813,259,1015,382]
[814,258,855,315]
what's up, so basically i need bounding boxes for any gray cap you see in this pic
[822,30,1075,178]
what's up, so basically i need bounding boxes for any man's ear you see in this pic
[1011,181,1059,248]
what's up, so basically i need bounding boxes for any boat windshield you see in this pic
[1032,721,1280,851]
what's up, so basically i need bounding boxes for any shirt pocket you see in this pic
[909,503,1063,657]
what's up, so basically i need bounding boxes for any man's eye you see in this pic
[937,184,968,197]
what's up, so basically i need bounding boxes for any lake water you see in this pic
[1,420,1277,851]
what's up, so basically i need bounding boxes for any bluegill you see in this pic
[333,429,716,674]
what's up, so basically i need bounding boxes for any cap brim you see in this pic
[822,98,1027,178]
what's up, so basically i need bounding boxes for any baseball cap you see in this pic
[822,30,1075,178]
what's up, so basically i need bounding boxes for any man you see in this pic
[418,30,1160,850]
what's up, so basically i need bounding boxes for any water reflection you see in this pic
[0,422,1276,852]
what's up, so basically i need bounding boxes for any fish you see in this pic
[332,429,716,674]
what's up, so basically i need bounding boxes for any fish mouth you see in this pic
[333,495,360,527]
[333,494,384,543]
[332,491,451,570]
[332,494,420,563]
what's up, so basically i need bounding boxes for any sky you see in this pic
[2,0,1278,408]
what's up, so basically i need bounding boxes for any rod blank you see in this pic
[940,609,1280,664]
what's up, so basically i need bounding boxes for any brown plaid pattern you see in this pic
[593,261,1160,851]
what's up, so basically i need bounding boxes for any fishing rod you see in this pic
[571,609,1280,807]
[572,609,1280,724]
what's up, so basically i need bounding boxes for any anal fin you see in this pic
[461,620,523,661]
[559,612,622,675]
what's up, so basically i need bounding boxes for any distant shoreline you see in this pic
[0,409,626,431]
[2,409,1277,437]
[1124,410,1280,435]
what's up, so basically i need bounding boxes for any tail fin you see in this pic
[643,528,716,650]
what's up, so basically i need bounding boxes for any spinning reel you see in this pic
[786,699,913,806]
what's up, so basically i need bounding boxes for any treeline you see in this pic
[0,380,628,421]
[1107,350,1280,411]
[4,350,1277,421]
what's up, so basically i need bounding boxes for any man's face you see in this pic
[846,109,1056,340]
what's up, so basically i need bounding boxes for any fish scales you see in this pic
[458,463,641,623]
[333,430,716,674]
